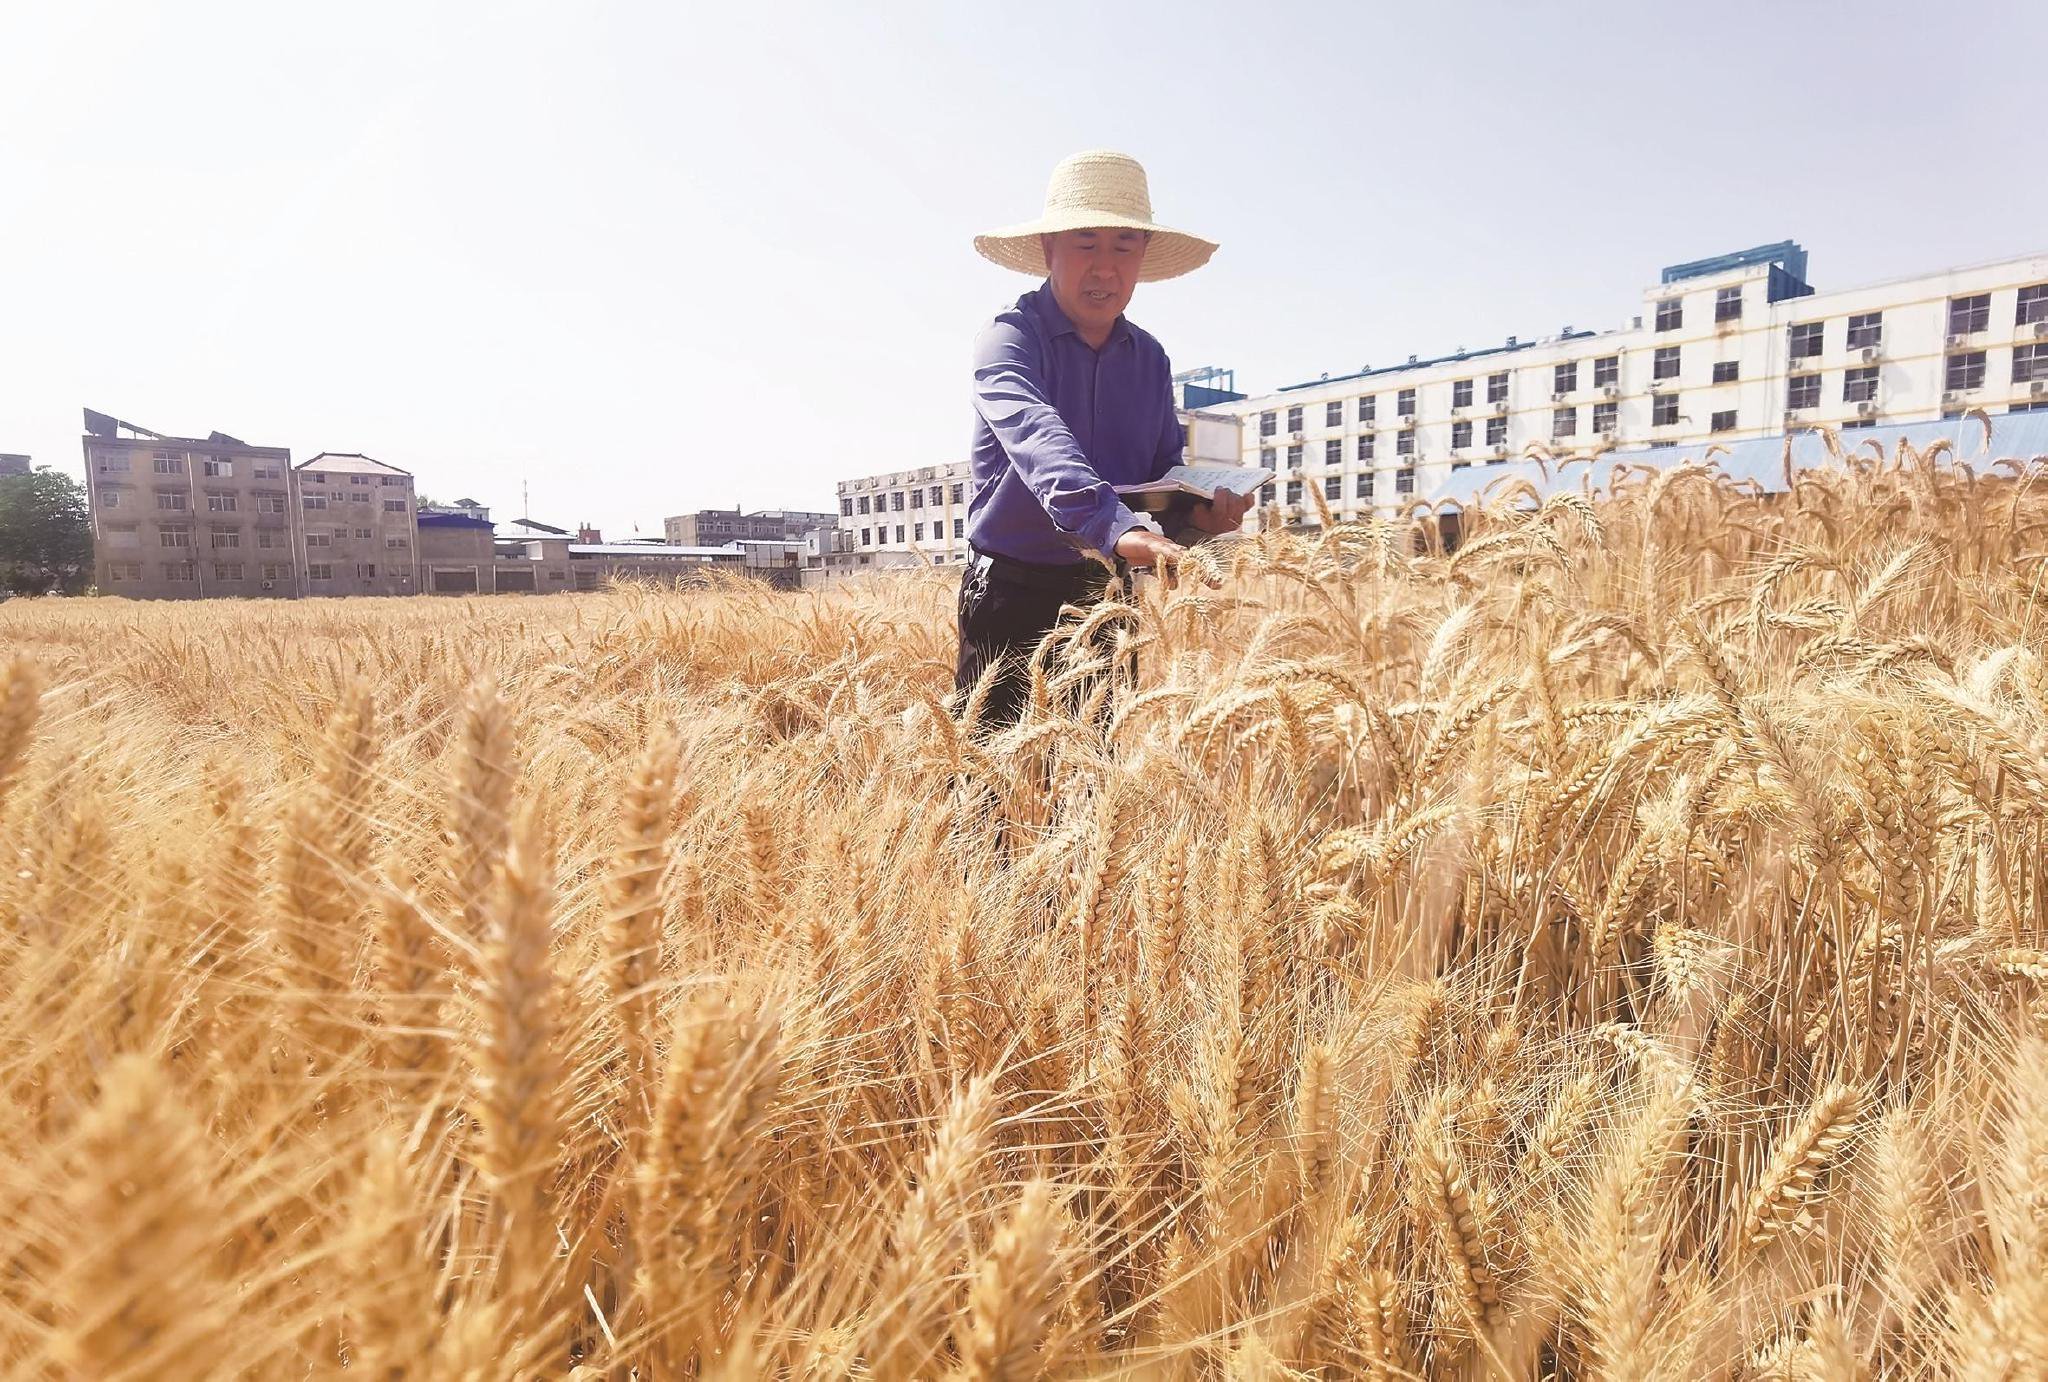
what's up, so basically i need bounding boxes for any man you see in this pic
[958,149,1248,727]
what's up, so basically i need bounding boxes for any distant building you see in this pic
[0,454,29,477]
[664,507,837,546]
[82,420,296,599]
[1223,241,2048,530]
[296,453,419,596]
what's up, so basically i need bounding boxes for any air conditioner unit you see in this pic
[1492,399,1508,414]
[2033,321,2048,340]
[1398,413,1417,426]
[2033,381,2048,398]
[1946,333,1972,348]
[1549,390,1568,402]
[1599,429,1619,443]
[1601,384,1621,400]
[1289,431,1305,442]
[1941,391,1964,406]
[1856,401,1879,417]
[1859,345,1882,363]
[260,580,275,590]
[1490,446,1509,460]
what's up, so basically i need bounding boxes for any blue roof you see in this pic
[419,511,492,529]
[1416,411,2048,512]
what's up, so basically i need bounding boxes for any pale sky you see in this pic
[4,0,2043,538]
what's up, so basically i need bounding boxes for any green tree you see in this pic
[0,468,94,595]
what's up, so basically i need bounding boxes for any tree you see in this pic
[0,468,94,595]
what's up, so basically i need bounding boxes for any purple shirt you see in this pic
[967,282,1182,565]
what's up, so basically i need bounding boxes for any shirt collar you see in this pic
[1030,281,1132,349]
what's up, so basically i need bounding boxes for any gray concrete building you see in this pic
[295,453,419,597]
[85,426,296,599]
[663,507,836,547]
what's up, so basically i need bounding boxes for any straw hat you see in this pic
[974,150,1217,284]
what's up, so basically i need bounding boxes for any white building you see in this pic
[1226,241,2048,528]
[828,407,1248,575]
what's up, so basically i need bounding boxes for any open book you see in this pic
[1113,465,1273,512]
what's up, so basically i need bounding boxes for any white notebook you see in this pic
[1113,464,1273,501]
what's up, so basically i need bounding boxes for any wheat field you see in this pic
[3,434,2046,1379]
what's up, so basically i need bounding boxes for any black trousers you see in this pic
[953,549,1126,730]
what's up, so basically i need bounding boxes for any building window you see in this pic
[103,522,139,547]
[1395,467,1415,495]
[108,561,142,581]
[309,473,326,484]
[1358,395,1376,423]
[1287,444,1303,469]
[840,498,853,517]
[1396,388,1416,417]
[953,518,963,538]
[1846,312,1883,350]
[1324,439,1341,466]
[380,475,402,487]
[355,563,375,579]
[951,483,964,504]
[262,563,291,581]
[1946,351,1987,392]
[1710,409,1737,432]
[912,522,924,541]
[1653,394,1679,426]
[308,563,333,581]
[95,454,131,475]
[1324,475,1343,499]
[856,496,870,515]
[910,488,923,509]
[1451,420,1472,449]
[1259,447,1275,471]
[1948,293,1990,336]
[1452,379,1473,408]
[210,529,240,549]
[1655,298,1682,332]
[1552,406,1578,438]
[1843,366,1879,402]
[162,561,195,582]
[156,492,187,511]
[1325,401,1342,426]
[206,492,236,512]
[1715,285,1743,322]
[1787,374,1822,409]
[1593,356,1618,388]
[2010,343,2048,384]
[348,491,367,504]
[2019,284,2048,327]
[1653,346,1681,381]
[159,526,191,548]
[99,489,123,509]
[1397,427,1416,457]
[349,475,369,486]
[1487,371,1508,403]
[1356,472,1375,498]
[214,562,244,581]
[152,454,185,474]
[1352,434,1371,461]
[1592,401,1617,433]
[1259,411,1276,437]
[383,499,406,513]
[386,536,410,549]
[1554,361,1578,394]
[1486,415,1507,447]
[1712,360,1739,384]
[929,485,942,504]
[860,528,871,546]
[1286,405,1303,431]
[894,525,905,543]
[1259,482,1275,504]
[890,491,904,512]
[202,459,233,478]
[304,495,328,510]
[1788,322,1822,360]
[1285,479,1302,503]
[306,532,331,548]
[253,464,281,481]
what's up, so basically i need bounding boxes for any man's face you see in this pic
[1042,228,1147,337]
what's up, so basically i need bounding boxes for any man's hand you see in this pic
[1186,488,1253,534]
[1114,527,1219,589]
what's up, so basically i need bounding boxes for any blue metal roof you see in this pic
[1661,240,1808,287]
[1276,331,1602,395]
[1419,411,2048,512]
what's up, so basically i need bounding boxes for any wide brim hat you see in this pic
[974,149,1217,284]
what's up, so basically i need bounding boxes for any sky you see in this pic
[3,0,2044,538]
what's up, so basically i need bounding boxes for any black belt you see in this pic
[971,545,1117,596]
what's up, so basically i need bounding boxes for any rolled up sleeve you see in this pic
[973,321,1142,559]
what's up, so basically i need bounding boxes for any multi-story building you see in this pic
[294,453,419,597]
[0,454,29,477]
[83,424,296,599]
[1227,241,2048,529]
[663,507,837,547]
[831,406,1248,571]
